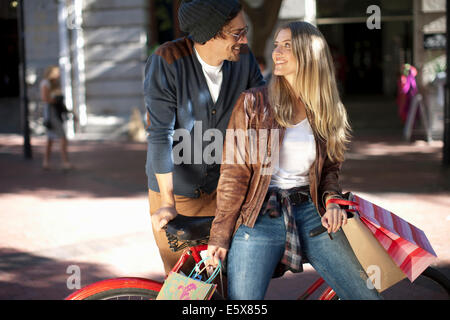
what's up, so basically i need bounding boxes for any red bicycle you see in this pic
[66,214,450,300]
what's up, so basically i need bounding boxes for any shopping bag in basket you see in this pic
[156,258,221,300]
[329,193,437,291]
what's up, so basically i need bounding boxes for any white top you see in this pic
[270,118,316,189]
[194,47,223,104]
[40,79,50,90]
[40,79,61,98]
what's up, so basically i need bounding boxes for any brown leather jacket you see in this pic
[208,86,343,249]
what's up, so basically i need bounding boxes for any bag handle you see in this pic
[326,198,360,212]
[188,257,222,284]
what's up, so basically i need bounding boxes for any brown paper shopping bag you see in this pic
[342,212,406,292]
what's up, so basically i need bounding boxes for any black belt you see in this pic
[288,191,310,205]
[287,186,310,205]
[265,185,310,205]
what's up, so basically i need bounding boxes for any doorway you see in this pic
[319,23,383,96]
[0,15,19,97]
[316,0,413,97]
[0,1,21,133]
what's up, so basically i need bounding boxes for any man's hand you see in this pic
[321,203,348,234]
[206,244,228,268]
[152,206,178,232]
[151,173,177,232]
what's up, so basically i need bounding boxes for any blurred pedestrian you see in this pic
[396,64,418,124]
[40,65,73,170]
[144,0,265,275]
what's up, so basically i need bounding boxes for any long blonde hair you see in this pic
[43,65,61,93]
[268,21,351,163]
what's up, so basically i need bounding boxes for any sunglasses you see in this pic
[223,26,249,42]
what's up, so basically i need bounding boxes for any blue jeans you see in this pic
[227,199,383,300]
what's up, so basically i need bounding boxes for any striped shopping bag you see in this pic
[352,194,437,281]
[329,194,437,282]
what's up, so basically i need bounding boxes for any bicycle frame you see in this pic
[171,244,208,274]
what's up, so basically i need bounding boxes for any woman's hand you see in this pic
[321,203,348,234]
[206,244,228,268]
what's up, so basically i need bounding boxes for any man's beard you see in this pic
[228,54,240,62]
[227,45,241,62]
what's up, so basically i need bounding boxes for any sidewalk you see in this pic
[0,135,163,299]
[0,96,449,300]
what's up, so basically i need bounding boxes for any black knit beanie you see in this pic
[178,0,241,44]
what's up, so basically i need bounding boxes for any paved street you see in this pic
[0,96,449,300]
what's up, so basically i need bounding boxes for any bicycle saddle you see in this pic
[165,214,214,241]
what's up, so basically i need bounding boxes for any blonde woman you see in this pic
[206,22,382,300]
[40,65,72,170]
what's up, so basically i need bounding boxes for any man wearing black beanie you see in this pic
[144,0,265,276]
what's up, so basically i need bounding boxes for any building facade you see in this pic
[22,0,151,138]
[0,0,446,138]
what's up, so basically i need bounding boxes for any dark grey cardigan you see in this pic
[144,36,265,198]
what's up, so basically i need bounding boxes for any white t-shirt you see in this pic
[194,47,223,104]
[270,118,316,189]
[40,79,50,90]
[40,79,61,98]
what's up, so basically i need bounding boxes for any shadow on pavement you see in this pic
[0,138,148,198]
[341,96,450,194]
[0,247,122,300]
[342,139,450,194]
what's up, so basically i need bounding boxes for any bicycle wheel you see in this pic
[83,287,159,300]
[327,267,450,300]
[65,277,163,300]
[411,267,450,298]
[384,267,449,299]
